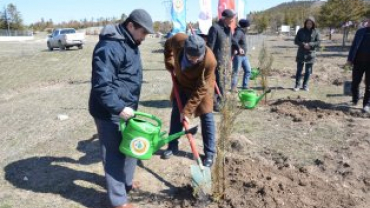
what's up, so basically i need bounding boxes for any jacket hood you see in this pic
[304,16,316,29]
[99,24,136,46]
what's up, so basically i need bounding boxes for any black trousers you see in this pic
[351,62,370,107]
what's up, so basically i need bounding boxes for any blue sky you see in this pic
[2,0,295,24]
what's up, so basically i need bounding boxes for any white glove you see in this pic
[119,107,134,120]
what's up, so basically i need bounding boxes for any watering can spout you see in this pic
[156,125,198,152]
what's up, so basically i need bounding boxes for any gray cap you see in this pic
[184,35,206,57]
[221,9,236,18]
[128,9,155,34]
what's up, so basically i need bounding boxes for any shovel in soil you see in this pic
[170,71,212,195]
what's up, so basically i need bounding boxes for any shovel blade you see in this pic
[191,165,212,195]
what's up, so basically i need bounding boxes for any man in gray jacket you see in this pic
[89,9,154,208]
[294,16,320,92]
[207,9,236,111]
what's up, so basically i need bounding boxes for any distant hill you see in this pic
[248,1,325,33]
[264,0,324,13]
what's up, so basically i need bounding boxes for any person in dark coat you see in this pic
[294,16,320,91]
[231,19,252,91]
[88,9,154,208]
[347,16,370,113]
[162,33,217,167]
[207,9,236,111]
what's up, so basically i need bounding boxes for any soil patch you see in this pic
[270,98,370,122]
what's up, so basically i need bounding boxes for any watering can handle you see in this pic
[134,111,162,127]
[238,91,243,99]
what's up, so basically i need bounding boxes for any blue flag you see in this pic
[171,0,186,34]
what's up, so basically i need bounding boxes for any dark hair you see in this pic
[122,17,143,30]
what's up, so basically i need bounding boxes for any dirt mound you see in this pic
[163,154,358,208]
[216,156,357,208]
[270,98,370,121]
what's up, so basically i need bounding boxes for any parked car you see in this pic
[47,28,85,51]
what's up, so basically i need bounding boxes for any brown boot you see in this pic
[114,203,137,208]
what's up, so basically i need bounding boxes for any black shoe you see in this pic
[203,156,214,167]
[161,147,178,159]
[213,104,220,112]
[350,101,358,106]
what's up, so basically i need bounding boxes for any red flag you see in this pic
[218,0,236,32]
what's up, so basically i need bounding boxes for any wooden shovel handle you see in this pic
[170,71,202,163]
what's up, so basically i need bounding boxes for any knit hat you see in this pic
[184,35,206,57]
[239,19,250,28]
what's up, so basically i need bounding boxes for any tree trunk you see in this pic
[329,27,332,40]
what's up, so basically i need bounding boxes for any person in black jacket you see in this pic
[88,9,154,208]
[346,16,370,113]
[231,19,252,92]
[293,16,320,92]
[207,9,236,111]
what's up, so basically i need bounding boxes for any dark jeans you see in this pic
[351,62,370,107]
[94,118,137,207]
[167,91,216,157]
[295,62,313,88]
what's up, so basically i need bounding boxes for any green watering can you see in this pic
[119,111,198,160]
[238,88,271,109]
[250,67,260,80]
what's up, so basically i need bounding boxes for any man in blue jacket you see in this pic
[88,9,154,208]
[231,19,252,92]
[347,16,370,113]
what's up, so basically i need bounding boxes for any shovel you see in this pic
[170,71,212,195]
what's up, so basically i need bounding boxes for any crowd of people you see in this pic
[87,7,370,207]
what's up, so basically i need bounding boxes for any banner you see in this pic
[237,0,246,20]
[218,0,235,19]
[171,0,187,34]
[218,0,236,31]
[198,0,212,34]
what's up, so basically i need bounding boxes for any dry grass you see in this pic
[0,32,369,208]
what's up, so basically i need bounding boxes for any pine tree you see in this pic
[319,0,366,44]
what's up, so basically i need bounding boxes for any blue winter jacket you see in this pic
[89,24,143,122]
[232,27,247,55]
[348,27,369,63]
